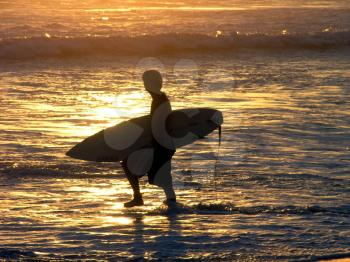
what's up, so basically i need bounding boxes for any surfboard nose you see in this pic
[66,144,79,159]
[66,143,95,161]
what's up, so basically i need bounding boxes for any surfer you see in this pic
[122,70,176,207]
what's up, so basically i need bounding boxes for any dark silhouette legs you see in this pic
[122,160,144,207]
[121,156,176,208]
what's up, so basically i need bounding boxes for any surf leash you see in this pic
[213,125,222,201]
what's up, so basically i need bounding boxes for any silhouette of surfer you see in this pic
[122,70,176,207]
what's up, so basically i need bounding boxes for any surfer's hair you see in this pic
[142,70,163,91]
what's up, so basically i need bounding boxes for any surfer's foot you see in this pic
[124,197,144,208]
[163,198,176,206]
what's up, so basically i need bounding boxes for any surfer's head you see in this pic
[142,70,163,94]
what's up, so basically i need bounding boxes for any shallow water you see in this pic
[1,50,350,260]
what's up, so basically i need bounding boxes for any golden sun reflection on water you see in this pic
[102,216,133,225]
[85,7,248,12]
[91,91,148,122]
[111,202,124,209]
[56,91,149,139]
[67,186,118,196]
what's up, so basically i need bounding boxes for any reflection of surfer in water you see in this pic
[122,70,176,207]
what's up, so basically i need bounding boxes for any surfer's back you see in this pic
[142,70,175,151]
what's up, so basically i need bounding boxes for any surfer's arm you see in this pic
[151,99,175,150]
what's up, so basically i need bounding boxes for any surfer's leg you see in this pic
[125,172,142,199]
[121,159,144,207]
[152,159,176,203]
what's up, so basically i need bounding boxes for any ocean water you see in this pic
[1,1,350,261]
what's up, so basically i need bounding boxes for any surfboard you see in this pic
[66,108,223,162]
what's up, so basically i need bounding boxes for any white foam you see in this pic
[1,31,349,59]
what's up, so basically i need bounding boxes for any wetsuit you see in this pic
[147,92,176,184]
[121,92,175,185]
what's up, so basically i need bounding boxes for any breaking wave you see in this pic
[1,31,349,59]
